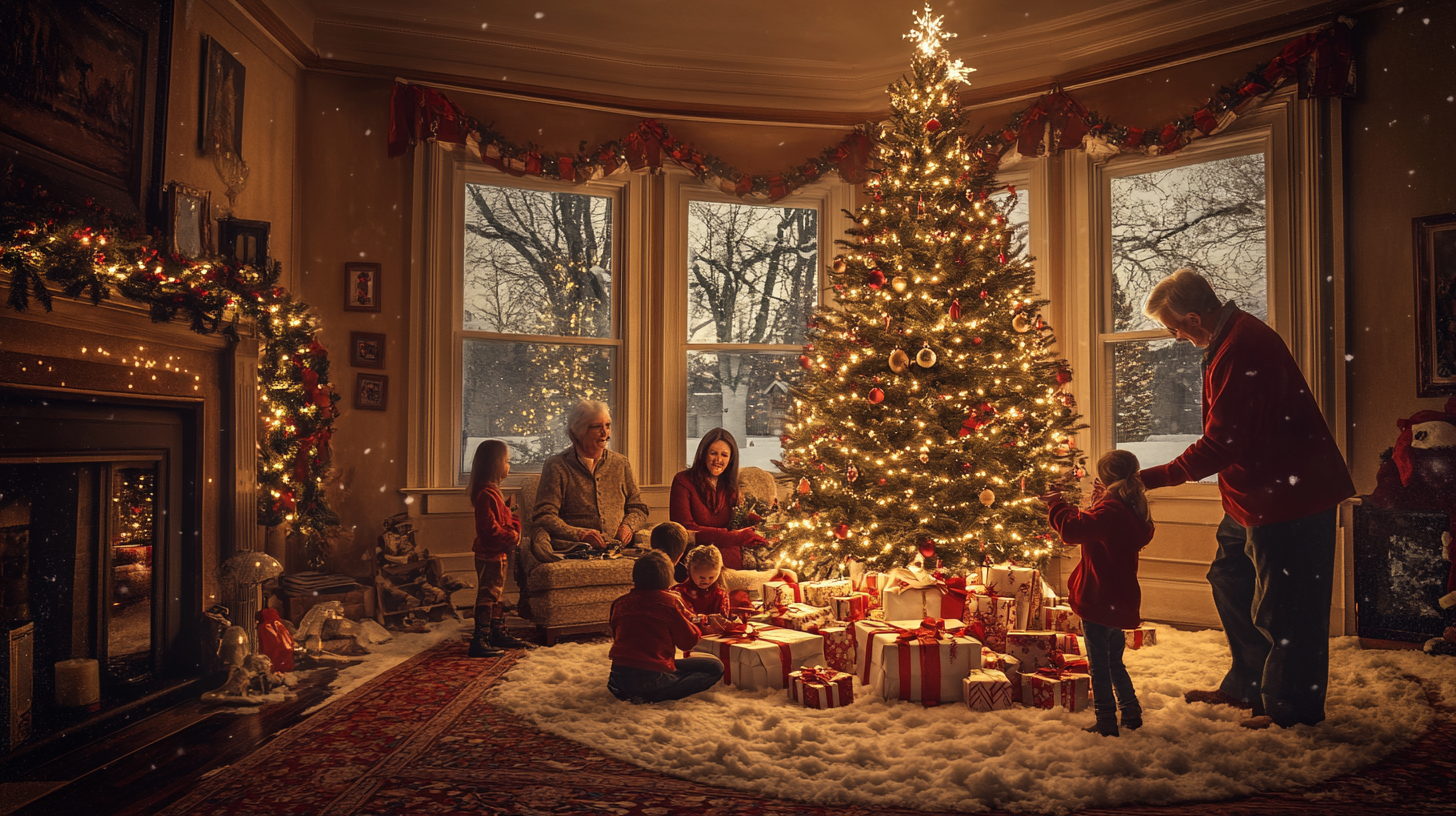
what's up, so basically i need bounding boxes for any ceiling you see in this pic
[263,0,1360,116]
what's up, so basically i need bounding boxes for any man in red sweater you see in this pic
[1139,269,1354,729]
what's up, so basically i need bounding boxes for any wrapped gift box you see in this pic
[858,572,887,603]
[762,580,805,607]
[985,564,1041,629]
[967,593,1016,651]
[768,603,833,633]
[832,592,873,623]
[875,623,982,705]
[852,618,967,686]
[822,625,856,673]
[788,666,854,709]
[1005,630,1058,703]
[1051,651,1089,672]
[694,625,825,691]
[1042,604,1083,634]
[881,584,945,620]
[802,579,853,608]
[1027,669,1091,712]
[963,668,1015,711]
[1055,633,1086,655]
[1125,626,1157,649]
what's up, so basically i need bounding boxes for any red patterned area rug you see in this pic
[149,637,1455,816]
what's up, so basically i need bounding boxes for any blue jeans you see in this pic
[1209,508,1337,726]
[1084,621,1140,722]
[607,656,724,703]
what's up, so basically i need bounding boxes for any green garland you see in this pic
[1,172,340,566]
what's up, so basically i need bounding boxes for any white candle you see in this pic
[55,658,100,707]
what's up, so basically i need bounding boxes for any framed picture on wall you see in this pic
[1414,212,1456,397]
[165,182,211,259]
[349,332,386,369]
[354,374,388,411]
[344,262,382,312]
[200,35,246,157]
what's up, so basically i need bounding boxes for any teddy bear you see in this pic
[1368,395,1456,654]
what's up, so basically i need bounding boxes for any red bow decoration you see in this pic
[794,666,841,686]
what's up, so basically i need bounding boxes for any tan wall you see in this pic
[1344,0,1456,492]
[165,0,300,285]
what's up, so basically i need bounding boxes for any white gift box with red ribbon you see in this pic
[875,624,982,706]
[801,578,853,608]
[1042,604,1083,634]
[1028,668,1092,711]
[963,668,1015,711]
[693,624,825,691]
[767,602,833,633]
[1005,630,1059,704]
[1124,626,1157,649]
[761,580,804,607]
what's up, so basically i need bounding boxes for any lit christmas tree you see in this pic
[777,5,1087,577]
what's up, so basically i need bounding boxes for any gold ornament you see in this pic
[919,452,930,463]
[889,348,910,373]
[979,488,995,506]
[916,347,937,368]
[832,256,847,274]
[1013,313,1032,333]
[891,275,909,293]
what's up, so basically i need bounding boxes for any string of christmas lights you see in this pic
[1,172,341,566]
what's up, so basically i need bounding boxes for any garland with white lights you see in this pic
[1,172,341,566]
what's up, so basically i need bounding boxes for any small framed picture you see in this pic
[354,373,388,411]
[165,182,211,259]
[345,262,382,312]
[350,332,386,369]
[1414,212,1456,397]
[217,217,270,266]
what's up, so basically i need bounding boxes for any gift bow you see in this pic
[794,665,842,686]
[715,623,796,687]
[1035,666,1074,680]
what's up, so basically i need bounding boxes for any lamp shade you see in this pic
[221,551,284,585]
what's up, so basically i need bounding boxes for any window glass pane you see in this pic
[462,339,615,473]
[686,351,801,470]
[1110,153,1267,332]
[462,183,613,338]
[108,464,156,681]
[990,187,1030,259]
[1112,338,1213,481]
[687,201,818,345]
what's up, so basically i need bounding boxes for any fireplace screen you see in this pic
[106,465,158,681]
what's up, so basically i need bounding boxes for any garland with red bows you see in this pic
[1,171,341,565]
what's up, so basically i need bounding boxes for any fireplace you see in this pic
[0,391,201,734]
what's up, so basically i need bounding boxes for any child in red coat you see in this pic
[672,545,731,632]
[467,440,529,658]
[1042,449,1155,737]
[608,551,724,703]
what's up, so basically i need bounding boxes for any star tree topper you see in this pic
[904,4,976,84]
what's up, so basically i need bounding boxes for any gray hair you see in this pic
[1143,267,1223,321]
[565,399,611,445]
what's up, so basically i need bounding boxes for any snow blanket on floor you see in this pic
[492,627,1456,814]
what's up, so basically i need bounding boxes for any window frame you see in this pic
[409,143,649,494]
[657,170,854,482]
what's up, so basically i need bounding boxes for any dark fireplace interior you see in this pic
[1,391,202,743]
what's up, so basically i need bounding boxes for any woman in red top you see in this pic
[670,429,770,570]
[466,440,529,658]
[1043,449,1155,737]
[608,551,724,703]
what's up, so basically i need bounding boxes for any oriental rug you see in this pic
[149,633,1456,816]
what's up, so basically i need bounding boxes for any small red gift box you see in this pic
[1050,650,1089,672]
[788,666,854,709]
[832,592,872,622]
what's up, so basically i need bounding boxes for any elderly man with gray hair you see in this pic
[1138,267,1354,730]
[531,399,649,560]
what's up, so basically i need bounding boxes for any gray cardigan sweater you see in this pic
[531,447,649,553]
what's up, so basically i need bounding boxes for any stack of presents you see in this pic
[691,563,1157,712]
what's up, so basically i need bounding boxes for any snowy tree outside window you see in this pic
[686,201,818,471]
[459,183,617,473]
[1106,152,1267,474]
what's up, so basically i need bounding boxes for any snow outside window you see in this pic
[1105,152,1268,475]
[685,201,818,471]
[459,182,619,474]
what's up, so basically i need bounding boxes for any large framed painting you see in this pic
[199,35,244,158]
[1414,213,1456,397]
[0,0,173,226]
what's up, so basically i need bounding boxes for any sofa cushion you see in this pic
[528,598,617,627]
[525,557,635,593]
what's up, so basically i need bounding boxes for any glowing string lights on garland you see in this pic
[2,174,341,566]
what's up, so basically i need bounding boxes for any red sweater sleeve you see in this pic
[473,486,521,556]
[1046,496,1114,545]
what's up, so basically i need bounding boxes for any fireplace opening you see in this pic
[0,391,201,749]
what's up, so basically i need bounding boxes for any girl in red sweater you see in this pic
[608,551,724,703]
[466,440,529,658]
[672,545,731,632]
[1042,449,1155,737]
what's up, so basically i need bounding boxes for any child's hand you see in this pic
[504,493,518,511]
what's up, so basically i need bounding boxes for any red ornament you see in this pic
[926,118,942,132]
[972,337,983,345]
[834,524,850,539]
[867,269,887,290]
[868,387,885,404]
[949,298,962,320]
[980,290,989,300]
[798,477,812,495]
[878,478,887,485]
[918,537,938,559]
[798,354,812,369]
[1055,368,1073,385]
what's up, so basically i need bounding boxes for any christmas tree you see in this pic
[776,5,1087,577]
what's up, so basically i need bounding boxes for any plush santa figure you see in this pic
[1369,395,1456,649]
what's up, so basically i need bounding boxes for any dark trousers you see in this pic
[1209,508,1337,727]
[608,657,725,703]
[1083,621,1140,722]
